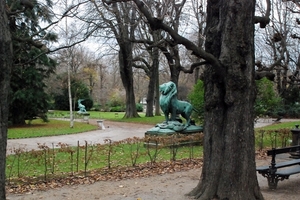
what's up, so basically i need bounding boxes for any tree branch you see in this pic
[103,0,222,71]
[132,56,151,72]
[180,61,208,74]
[16,32,94,66]
[254,0,271,28]
[255,71,275,81]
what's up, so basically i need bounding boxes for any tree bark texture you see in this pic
[155,73,161,116]
[119,44,139,118]
[112,2,139,118]
[146,30,160,117]
[0,1,13,199]
[188,0,264,199]
[145,55,157,117]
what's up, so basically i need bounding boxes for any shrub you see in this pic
[282,104,300,118]
[53,79,92,111]
[53,94,69,110]
[188,80,204,123]
[255,77,282,117]
[110,106,125,112]
[90,104,101,111]
[136,103,143,112]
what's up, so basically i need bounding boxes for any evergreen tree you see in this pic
[53,76,93,111]
[7,0,57,125]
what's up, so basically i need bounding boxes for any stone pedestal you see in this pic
[290,125,300,158]
[145,121,203,147]
[97,120,105,130]
[78,112,90,124]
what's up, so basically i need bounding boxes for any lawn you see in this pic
[49,110,165,124]
[8,111,165,139]
[8,111,300,140]
[256,120,300,130]
[6,140,203,180]
[8,119,98,139]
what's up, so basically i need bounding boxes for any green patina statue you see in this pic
[145,81,203,145]
[77,99,87,113]
[159,81,194,129]
[144,81,203,147]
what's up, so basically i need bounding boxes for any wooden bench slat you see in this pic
[276,166,300,176]
[267,146,300,156]
[256,166,269,171]
[256,159,300,172]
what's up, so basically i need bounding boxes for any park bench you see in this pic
[256,145,300,189]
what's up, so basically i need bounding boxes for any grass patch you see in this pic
[8,111,165,139]
[256,121,300,131]
[254,121,300,149]
[6,139,203,180]
[8,119,97,139]
[48,110,165,125]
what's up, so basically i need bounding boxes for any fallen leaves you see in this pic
[6,158,203,194]
[255,149,268,159]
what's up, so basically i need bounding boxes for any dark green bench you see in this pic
[256,145,300,189]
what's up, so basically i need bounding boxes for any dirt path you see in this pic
[7,120,153,155]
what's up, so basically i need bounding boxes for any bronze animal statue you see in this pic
[159,81,194,128]
[78,99,87,113]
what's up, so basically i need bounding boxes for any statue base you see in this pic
[77,112,90,124]
[144,121,203,147]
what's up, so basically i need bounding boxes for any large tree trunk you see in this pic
[154,63,161,116]
[188,0,264,199]
[119,45,139,118]
[114,2,139,119]
[145,56,157,117]
[145,30,160,117]
[0,1,13,199]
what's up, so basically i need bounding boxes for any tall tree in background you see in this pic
[0,1,12,198]
[104,0,271,199]
[86,1,139,118]
[131,1,164,117]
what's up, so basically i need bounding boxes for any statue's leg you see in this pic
[170,98,177,121]
[183,105,193,127]
[163,111,169,123]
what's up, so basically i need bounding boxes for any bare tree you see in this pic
[255,0,296,93]
[189,0,206,83]
[131,2,164,117]
[83,0,139,118]
[132,0,204,115]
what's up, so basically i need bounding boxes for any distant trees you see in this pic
[84,1,140,118]
[254,0,300,117]
[73,0,206,117]
[51,46,96,112]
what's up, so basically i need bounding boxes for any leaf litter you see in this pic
[6,158,203,194]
